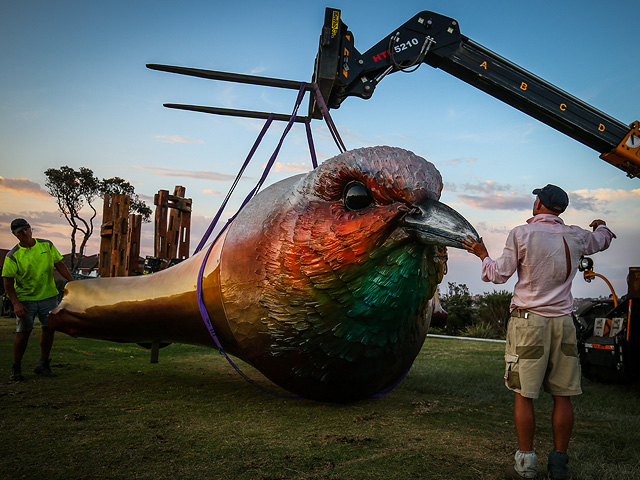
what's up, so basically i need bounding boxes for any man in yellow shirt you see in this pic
[2,219,74,381]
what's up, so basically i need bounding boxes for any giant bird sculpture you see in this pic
[50,146,478,402]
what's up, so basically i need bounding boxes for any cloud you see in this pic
[133,166,240,182]
[443,181,457,192]
[202,189,224,196]
[249,66,267,75]
[454,180,513,194]
[457,193,532,210]
[0,210,75,248]
[270,162,312,174]
[152,135,204,144]
[573,188,640,203]
[569,188,640,213]
[467,180,512,194]
[568,191,608,212]
[0,210,67,225]
[450,182,639,213]
[448,180,527,210]
[438,157,477,168]
[448,122,537,145]
[474,220,513,235]
[0,177,49,199]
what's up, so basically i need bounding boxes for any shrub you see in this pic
[460,321,500,339]
[440,282,474,335]
[474,290,511,338]
[428,326,446,335]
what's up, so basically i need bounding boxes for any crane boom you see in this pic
[310,7,640,178]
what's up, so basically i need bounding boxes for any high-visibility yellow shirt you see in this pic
[2,238,63,301]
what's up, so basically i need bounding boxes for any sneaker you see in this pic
[505,464,536,479]
[34,359,57,377]
[547,450,570,479]
[506,450,538,479]
[9,365,24,382]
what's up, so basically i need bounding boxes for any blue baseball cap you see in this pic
[532,184,569,213]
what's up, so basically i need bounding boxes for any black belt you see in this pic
[511,309,531,318]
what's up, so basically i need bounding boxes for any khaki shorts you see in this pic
[504,312,582,398]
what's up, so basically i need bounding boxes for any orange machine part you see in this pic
[600,121,640,178]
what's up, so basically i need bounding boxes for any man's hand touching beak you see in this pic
[462,235,489,261]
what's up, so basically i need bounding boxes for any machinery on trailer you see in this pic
[573,260,640,381]
[148,7,639,378]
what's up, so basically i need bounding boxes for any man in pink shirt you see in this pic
[463,184,615,480]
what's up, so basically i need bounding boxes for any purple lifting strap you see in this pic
[194,114,275,254]
[305,117,318,169]
[195,239,302,400]
[195,84,308,399]
[312,83,346,153]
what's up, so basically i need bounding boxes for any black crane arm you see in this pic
[310,7,640,178]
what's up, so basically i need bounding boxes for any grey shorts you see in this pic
[504,312,582,398]
[16,296,58,333]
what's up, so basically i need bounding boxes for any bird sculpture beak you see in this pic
[402,197,479,249]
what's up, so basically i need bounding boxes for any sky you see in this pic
[1,0,638,299]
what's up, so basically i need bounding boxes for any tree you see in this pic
[101,177,152,222]
[45,166,101,273]
[45,166,151,273]
[440,282,474,335]
[475,289,512,338]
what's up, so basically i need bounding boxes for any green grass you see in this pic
[1,317,639,479]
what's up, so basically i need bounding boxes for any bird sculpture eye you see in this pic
[343,182,373,211]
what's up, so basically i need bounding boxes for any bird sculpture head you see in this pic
[219,146,477,401]
[50,146,477,402]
